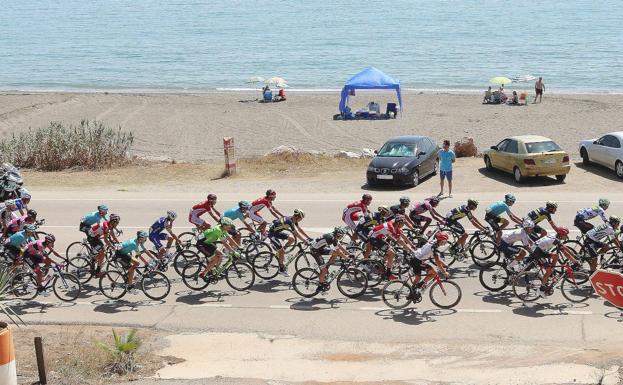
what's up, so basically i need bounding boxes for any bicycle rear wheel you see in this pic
[251,251,279,280]
[356,259,385,288]
[381,280,412,309]
[98,270,127,300]
[337,267,368,298]
[560,272,593,303]
[294,252,322,271]
[141,270,171,300]
[173,250,200,276]
[244,241,272,261]
[226,262,255,291]
[478,262,510,292]
[178,231,196,244]
[181,261,211,291]
[68,256,93,284]
[512,271,542,302]
[53,273,82,302]
[66,241,92,260]
[11,272,38,300]
[429,279,462,309]
[291,268,321,298]
[470,240,499,267]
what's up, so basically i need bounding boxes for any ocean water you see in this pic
[1,0,622,92]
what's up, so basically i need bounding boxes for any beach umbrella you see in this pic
[489,76,513,85]
[246,76,265,84]
[276,82,289,89]
[265,77,287,85]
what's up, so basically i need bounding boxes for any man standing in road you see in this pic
[534,77,545,103]
[438,140,456,198]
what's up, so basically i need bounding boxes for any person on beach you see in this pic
[483,86,492,103]
[437,140,456,198]
[534,77,545,103]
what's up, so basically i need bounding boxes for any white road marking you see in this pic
[359,306,386,311]
[269,305,291,309]
[456,308,504,313]
[560,310,593,315]
[195,303,233,308]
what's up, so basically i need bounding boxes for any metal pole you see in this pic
[34,337,47,385]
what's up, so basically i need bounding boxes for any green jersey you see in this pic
[199,225,227,244]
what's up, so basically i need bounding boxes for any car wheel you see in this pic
[411,169,420,187]
[484,156,493,171]
[432,160,438,175]
[513,167,523,183]
[580,148,590,165]
[555,174,566,182]
[616,161,623,179]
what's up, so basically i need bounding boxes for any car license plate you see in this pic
[543,159,556,164]
[377,175,393,180]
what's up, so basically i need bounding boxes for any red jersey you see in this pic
[370,220,402,239]
[251,197,272,212]
[89,221,110,239]
[190,200,215,216]
[342,200,368,221]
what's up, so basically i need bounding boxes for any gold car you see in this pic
[483,135,571,183]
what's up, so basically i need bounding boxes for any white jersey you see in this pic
[501,228,531,247]
[587,223,616,242]
[413,241,439,261]
[536,235,561,252]
[576,206,608,222]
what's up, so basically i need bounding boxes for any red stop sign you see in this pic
[590,270,623,308]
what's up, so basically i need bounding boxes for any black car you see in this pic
[366,136,439,186]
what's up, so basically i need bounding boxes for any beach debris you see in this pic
[454,137,479,157]
[265,145,301,156]
[361,148,375,158]
[335,150,361,159]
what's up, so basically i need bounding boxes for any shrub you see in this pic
[0,264,22,325]
[0,120,134,171]
[97,329,142,375]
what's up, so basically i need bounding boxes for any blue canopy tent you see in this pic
[339,67,402,116]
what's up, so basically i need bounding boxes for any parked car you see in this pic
[366,136,439,187]
[579,132,623,178]
[483,135,570,183]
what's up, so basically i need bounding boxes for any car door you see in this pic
[503,139,520,171]
[603,135,621,169]
[490,139,509,170]
[591,136,609,165]
[421,138,435,174]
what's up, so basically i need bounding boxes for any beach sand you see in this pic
[0,91,620,161]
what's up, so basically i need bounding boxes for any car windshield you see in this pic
[377,143,416,157]
[525,141,561,153]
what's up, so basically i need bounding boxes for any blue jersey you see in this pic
[13,198,26,211]
[8,230,32,247]
[269,217,295,234]
[118,238,145,255]
[487,201,511,217]
[222,207,245,222]
[149,217,171,234]
[82,211,105,226]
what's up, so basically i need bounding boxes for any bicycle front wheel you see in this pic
[337,267,368,298]
[178,231,196,244]
[181,262,210,291]
[225,262,255,291]
[356,259,385,288]
[381,280,412,309]
[470,240,499,267]
[173,250,200,276]
[12,272,38,300]
[294,252,322,272]
[478,262,509,292]
[429,279,462,309]
[560,272,593,303]
[512,271,542,302]
[251,251,279,279]
[99,270,127,300]
[53,273,82,302]
[68,256,93,284]
[291,268,321,298]
[141,271,171,300]
[66,241,92,260]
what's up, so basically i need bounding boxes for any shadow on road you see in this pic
[574,162,620,182]
[375,308,456,326]
[477,167,563,187]
[285,296,347,311]
[92,298,164,313]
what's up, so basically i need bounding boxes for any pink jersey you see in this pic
[411,200,433,215]
[342,201,368,221]
[370,220,402,239]
[25,239,45,257]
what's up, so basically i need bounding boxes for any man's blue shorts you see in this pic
[440,170,453,181]
[149,232,167,249]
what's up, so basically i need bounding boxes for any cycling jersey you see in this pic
[342,201,368,222]
[486,201,511,217]
[370,220,402,239]
[88,221,111,239]
[501,228,531,247]
[81,211,105,226]
[0,206,14,226]
[358,212,384,228]
[446,205,474,221]
[576,206,608,222]
[198,225,228,245]
[310,233,338,252]
[269,217,294,234]
[248,197,272,223]
[118,238,146,255]
[13,198,26,211]
[150,216,172,235]
[222,207,245,222]
[7,230,32,247]
[6,216,29,234]
[189,200,215,226]
[24,239,46,257]
[411,200,433,215]
[527,207,551,224]
[535,235,561,252]
[412,240,440,261]
[586,223,616,242]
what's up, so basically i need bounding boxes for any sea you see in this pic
[1,0,622,93]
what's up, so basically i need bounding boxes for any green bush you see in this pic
[97,329,142,375]
[0,120,134,171]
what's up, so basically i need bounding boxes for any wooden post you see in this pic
[34,337,47,385]
[223,137,236,176]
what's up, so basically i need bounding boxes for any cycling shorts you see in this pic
[114,251,137,269]
[247,209,265,224]
[195,241,217,259]
[584,237,604,259]
[188,211,207,227]
[268,231,290,249]
[149,232,167,250]
[24,254,44,270]
[87,235,105,252]
[79,222,90,234]
[484,212,503,231]
[343,215,358,231]
[409,212,432,227]
[498,240,520,259]
[445,219,465,235]
[574,215,594,234]
[370,238,390,253]
[408,257,432,275]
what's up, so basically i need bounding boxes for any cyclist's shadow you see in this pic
[375,308,456,326]
[92,299,163,314]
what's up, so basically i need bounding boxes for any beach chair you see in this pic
[368,102,380,116]
[386,103,398,118]
[519,92,528,105]
[263,91,273,102]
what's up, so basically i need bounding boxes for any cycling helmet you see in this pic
[293,209,305,218]
[167,210,177,220]
[399,196,411,205]
[24,224,36,232]
[4,199,15,208]
[97,204,109,212]
[599,198,610,209]
[428,197,440,206]
[220,217,235,227]
[522,218,535,228]
[435,232,449,242]
[609,215,621,225]
[504,193,516,204]
[394,214,406,223]
[136,230,148,239]
[44,234,56,243]
[266,189,276,197]
[27,209,37,218]
[378,205,390,214]
[333,226,348,235]
[19,188,31,200]
[109,213,120,222]
[238,200,251,209]
[362,193,372,202]
[207,193,217,201]
[555,227,570,237]
[467,199,479,207]
[546,201,558,209]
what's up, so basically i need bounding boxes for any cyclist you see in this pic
[249,189,284,236]
[88,213,121,277]
[267,209,311,276]
[0,199,17,233]
[79,205,108,235]
[149,210,182,260]
[445,199,488,253]
[23,234,63,295]
[221,201,255,247]
[114,231,156,292]
[408,232,450,292]
[389,196,417,229]
[197,217,240,280]
[369,214,416,280]
[485,194,522,244]
[316,227,350,290]
[189,194,221,230]
[503,219,536,272]
[409,196,444,234]
[342,194,373,241]
[14,188,31,215]
[3,224,36,265]
[356,208,389,258]
[529,227,578,298]
[574,198,610,234]
[5,209,37,237]
[526,201,560,239]
[584,215,622,273]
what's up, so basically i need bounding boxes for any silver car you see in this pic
[579,131,623,178]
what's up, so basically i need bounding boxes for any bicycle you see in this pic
[11,262,81,302]
[181,250,255,292]
[291,257,368,298]
[98,258,171,300]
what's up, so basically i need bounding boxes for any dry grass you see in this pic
[12,325,173,385]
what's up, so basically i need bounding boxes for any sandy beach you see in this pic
[0,91,620,162]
